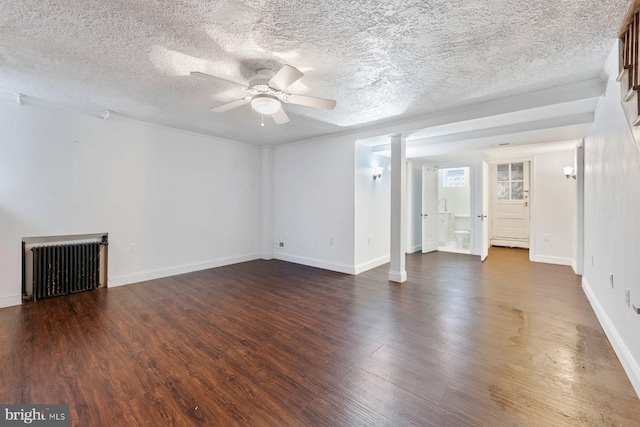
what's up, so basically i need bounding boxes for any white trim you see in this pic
[274,253,355,275]
[354,255,390,275]
[407,244,422,254]
[491,238,530,249]
[571,258,578,274]
[108,253,261,288]
[388,270,407,283]
[582,277,640,398]
[0,294,22,308]
[532,255,572,266]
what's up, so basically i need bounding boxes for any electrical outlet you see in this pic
[128,243,136,253]
[610,273,614,289]
[591,255,594,266]
[625,289,630,307]
[225,234,230,242]
[279,242,284,248]
[273,241,279,248]
[368,236,371,245]
[544,233,550,241]
[329,237,334,245]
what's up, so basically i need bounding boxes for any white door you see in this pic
[490,161,530,248]
[422,166,439,253]
[481,161,490,261]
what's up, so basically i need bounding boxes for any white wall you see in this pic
[261,146,274,260]
[273,135,355,273]
[354,144,390,272]
[0,102,261,307]
[582,42,640,396]
[530,150,577,266]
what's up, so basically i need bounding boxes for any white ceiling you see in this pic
[0,0,630,145]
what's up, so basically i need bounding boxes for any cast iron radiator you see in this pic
[31,242,104,300]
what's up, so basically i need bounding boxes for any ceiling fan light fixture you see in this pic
[251,94,281,115]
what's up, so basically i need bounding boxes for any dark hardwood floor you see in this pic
[2,247,639,426]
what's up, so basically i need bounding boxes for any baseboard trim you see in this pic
[0,294,22,309]
[354,255,390,275]
[274,253,355,275]
[491,238,529,249]
[571,258,578,274]
[388,270,407,283]
[582,277,640,398]
[407,244,422,254]
[532,255,572,266]
[108,253,261,288]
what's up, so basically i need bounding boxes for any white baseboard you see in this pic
[407,244,422,254]
[532,254,572,266]
[582,277,640,398]
[354,255,390,275]
[0,294,22,309]
[491,238,529,249]
[274,253,355,275]
[388,270,407,283]
[571,258,578,274]
[108,253,261,288]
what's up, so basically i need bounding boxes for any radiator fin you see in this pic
[31,242,102,300]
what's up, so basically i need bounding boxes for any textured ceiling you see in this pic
[0,0,631,145]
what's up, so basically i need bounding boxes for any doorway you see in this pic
[489,161,530,249]
[421,166,472,255]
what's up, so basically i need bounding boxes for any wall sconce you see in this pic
[563,166,576,179]
[373,167,383,180]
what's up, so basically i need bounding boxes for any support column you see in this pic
[389,133,407,283]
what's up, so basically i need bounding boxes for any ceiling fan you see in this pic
[190,64,336,125]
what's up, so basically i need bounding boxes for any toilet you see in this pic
[453,215,470,249]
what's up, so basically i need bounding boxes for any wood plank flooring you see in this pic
[1,247,639,426]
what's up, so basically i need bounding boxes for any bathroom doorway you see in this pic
[437,167,472,254]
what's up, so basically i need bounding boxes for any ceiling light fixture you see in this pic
[251,94,281,115]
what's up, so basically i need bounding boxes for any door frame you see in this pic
[422,163,476,255]
[421,166,439,253]
[481,161,490,261]
[485,157,535,260]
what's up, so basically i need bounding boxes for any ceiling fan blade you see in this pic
[272,107,290,124]
[190,71,247,89]
[210,97,251,113]
[268,65,303,91]
[287,94,336,110]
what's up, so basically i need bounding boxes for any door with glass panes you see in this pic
[490,162,530,248]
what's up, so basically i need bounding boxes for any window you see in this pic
[443,168,465,187]
[496,162,524,200]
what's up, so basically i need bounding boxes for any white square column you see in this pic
[389,133,407,283]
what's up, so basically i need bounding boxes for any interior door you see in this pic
[422,166,439,253]
[481,161,490,261]
[491,161,530,248]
